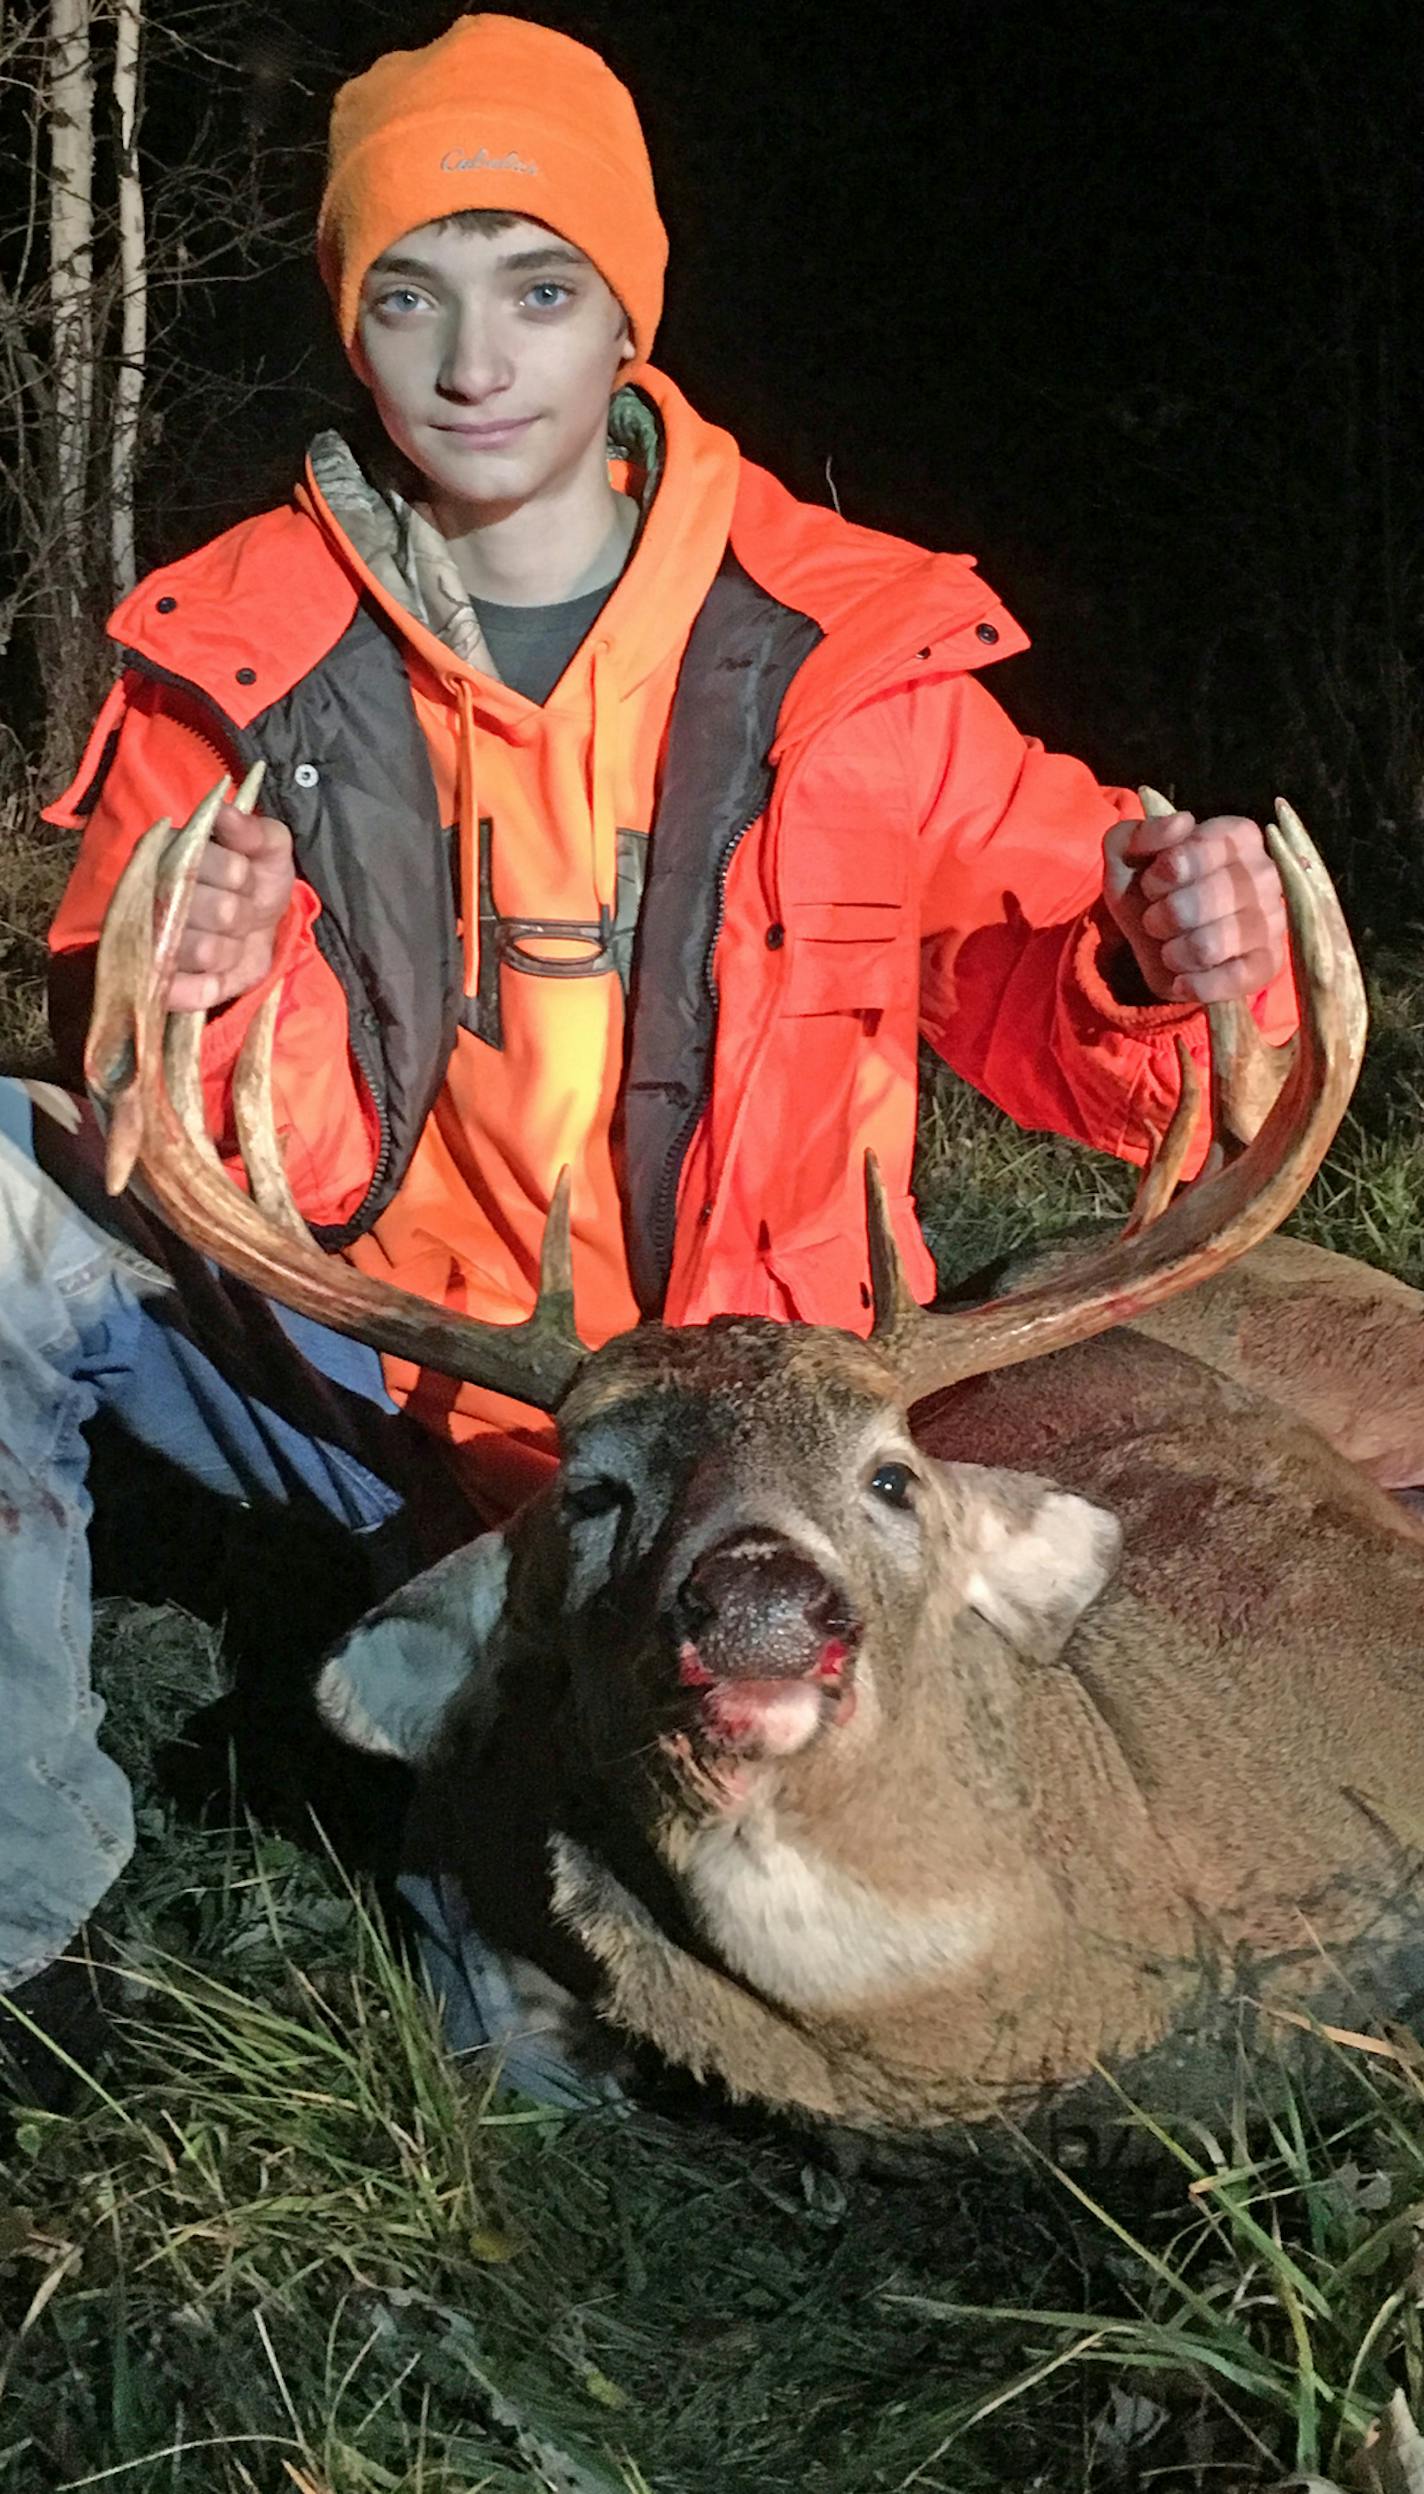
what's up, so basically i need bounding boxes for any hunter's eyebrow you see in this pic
[366,245,590,282]
[495,245,590,273]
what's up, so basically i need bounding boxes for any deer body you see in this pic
[1123,1234,1424,1491]
[394,1317,1424,2135]
[992,1231,1424,1493]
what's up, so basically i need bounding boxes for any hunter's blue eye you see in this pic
[870,1462,917,1508]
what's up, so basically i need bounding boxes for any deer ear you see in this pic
[314,1529,513,1763]
[935,1460,1122,1666]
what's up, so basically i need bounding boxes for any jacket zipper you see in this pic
[120,648,396,1232]
[330,1001,398,1245]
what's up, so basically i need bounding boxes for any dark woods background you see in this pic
[12,0,1424,936]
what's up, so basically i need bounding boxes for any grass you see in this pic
[8,774,1424,2487]
[0,739,73,1073]
[16,1639,1424,2492]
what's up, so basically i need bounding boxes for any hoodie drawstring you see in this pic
[455,645,618,1009]
[456,676,480,1000]
[587,639,618,953]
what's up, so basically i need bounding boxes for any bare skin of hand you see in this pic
[165,802,296,1013]
[1101,809,1288,1005]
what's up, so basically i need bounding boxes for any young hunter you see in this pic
[1,13,1291,2093]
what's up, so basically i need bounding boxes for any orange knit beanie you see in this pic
[318,14,666,368]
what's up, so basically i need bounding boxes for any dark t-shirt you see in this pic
[471,580,618,706]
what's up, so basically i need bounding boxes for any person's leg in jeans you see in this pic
[0,1074,463,2037]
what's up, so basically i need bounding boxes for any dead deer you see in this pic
[87,784,1424,2139]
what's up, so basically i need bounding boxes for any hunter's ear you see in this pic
[931,1459,1122,1666]
[314,1530,513,1764]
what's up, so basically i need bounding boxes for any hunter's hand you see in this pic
[1102,809,1288,1005]
[166,801,296,1013]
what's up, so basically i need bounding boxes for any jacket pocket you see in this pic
[782,902,908,1016]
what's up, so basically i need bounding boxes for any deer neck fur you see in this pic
[564,1486,1207,2096]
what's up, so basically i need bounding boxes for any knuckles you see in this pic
[1164,924,1236,973]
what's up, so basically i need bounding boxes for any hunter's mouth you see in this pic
[431,414,538,448]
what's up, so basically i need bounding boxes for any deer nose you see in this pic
[672,1535,858,1681]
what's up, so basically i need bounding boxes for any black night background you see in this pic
[115,0,1424,934]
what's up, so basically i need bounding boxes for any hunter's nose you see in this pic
[673,1536,856,1680]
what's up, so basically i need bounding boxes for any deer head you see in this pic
[505,1311,1120,1839]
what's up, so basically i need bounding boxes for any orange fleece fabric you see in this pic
[312,381,739,1513]
[318,13,666,370]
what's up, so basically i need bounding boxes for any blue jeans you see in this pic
[0,1075,458,1992]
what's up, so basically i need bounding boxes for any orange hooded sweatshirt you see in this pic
[47,369,1299,1521]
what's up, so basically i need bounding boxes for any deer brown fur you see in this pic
[384,1311,1424,2137]
[1120,1234,1424,1492]
[989,1230,1424,1495]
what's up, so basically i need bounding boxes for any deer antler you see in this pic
[866,797,1366,1401]
[85,780,590,1414]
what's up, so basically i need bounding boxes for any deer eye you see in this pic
[563,1475,625,1522]
[869,1461,918,1509]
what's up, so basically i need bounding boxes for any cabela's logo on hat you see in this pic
[440,146,539,175]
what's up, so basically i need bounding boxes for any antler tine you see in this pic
[874,798,1366,1405]
[87,785,591,1414]
[865,1153,921,1331]
[88,775,254,1195]
[534,1166,575,1318]
[87,796,223,1196]
[1122,1037,1201,1239]
[85,811,169,1136]
[163,761,268,1180]
[230,988,309,1242]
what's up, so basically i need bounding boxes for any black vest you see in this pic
[94,555,820,1311]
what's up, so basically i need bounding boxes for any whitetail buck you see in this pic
[86,782,1424,2138]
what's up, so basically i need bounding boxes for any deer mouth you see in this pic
[665,1534,861,1762]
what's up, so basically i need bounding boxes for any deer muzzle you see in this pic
[668,1533,861,1760]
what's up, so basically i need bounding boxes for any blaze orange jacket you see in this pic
[48,369,1297,1516]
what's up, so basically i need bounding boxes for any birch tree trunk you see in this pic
[109,0,147,598]
[48,0,95,634]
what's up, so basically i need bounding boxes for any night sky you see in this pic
[74,0,1424,923]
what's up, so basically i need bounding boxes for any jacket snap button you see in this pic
[975,622,999,644]
[156,595,177,614]
[235,666,257,686]
[699,1200,713,1225]
[765,922,785,950]
[293,762,320,790]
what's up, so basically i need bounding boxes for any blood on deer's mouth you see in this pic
[661,1532,862,1759]
[674,1630,860,1760]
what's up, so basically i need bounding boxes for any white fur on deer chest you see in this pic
[682,1808,1005,2013]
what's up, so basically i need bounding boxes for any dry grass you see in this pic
[0,739,72,1073]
